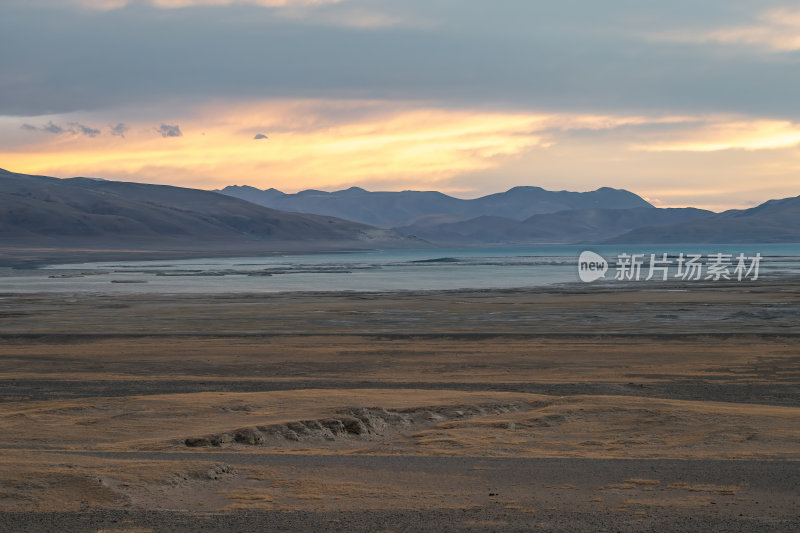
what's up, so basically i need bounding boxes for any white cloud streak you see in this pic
[62,0,344,9]
[654,7,800,52]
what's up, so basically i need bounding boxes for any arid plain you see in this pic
[0,281,798,531]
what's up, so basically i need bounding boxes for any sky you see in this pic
[2,1,800,211]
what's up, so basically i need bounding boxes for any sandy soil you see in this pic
[0,282,798,531]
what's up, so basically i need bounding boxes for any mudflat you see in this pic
[0,280,798,531]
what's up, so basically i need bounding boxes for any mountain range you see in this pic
[2,169,799,264]
[218,183,800,245]
[402,196,800,245]
[218,184,653,227]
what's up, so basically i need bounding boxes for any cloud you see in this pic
[157,123,182,137]
[3,99,549,193]
[55,0,129,9]
[62,0,344,9]
[632,119,800,152]
[33,0,423,31]
[4,1,800,120]
[253,133,268,139]
[43,121,65,134]
[276,5,427,30]
[69,122,101,137]
[653,7,800,52]
[110,122,129,138]
[5,3,800,211]
[6,99,800,211]
[20,121,101,137]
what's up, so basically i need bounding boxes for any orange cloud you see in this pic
[633,119,800,152]
[4,101,799,209]
[0,100,551,191]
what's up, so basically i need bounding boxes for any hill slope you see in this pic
[0,169,419,251]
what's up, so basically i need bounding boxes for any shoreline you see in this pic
[0,246,399,270]
[3,241,797,270]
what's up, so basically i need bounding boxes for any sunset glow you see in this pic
[3,1,800,209]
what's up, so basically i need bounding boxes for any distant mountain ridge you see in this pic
[0,169,421,252]
[218,184,654,227]
[394,207,715,245]
[608,195,800,244]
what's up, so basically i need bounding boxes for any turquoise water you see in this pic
[1,244,799,294]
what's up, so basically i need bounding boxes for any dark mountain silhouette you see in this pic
[218,184,653,227]
[5,168,794,257]
[608,195,800,243]
[393,207,714,245]
[0,169,421,251]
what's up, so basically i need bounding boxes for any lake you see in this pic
[1,244,799,294]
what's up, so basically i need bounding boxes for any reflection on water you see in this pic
[1,244,799,294]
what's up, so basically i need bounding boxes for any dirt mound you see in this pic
[183,402,537,448]
[164,463,238,486]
